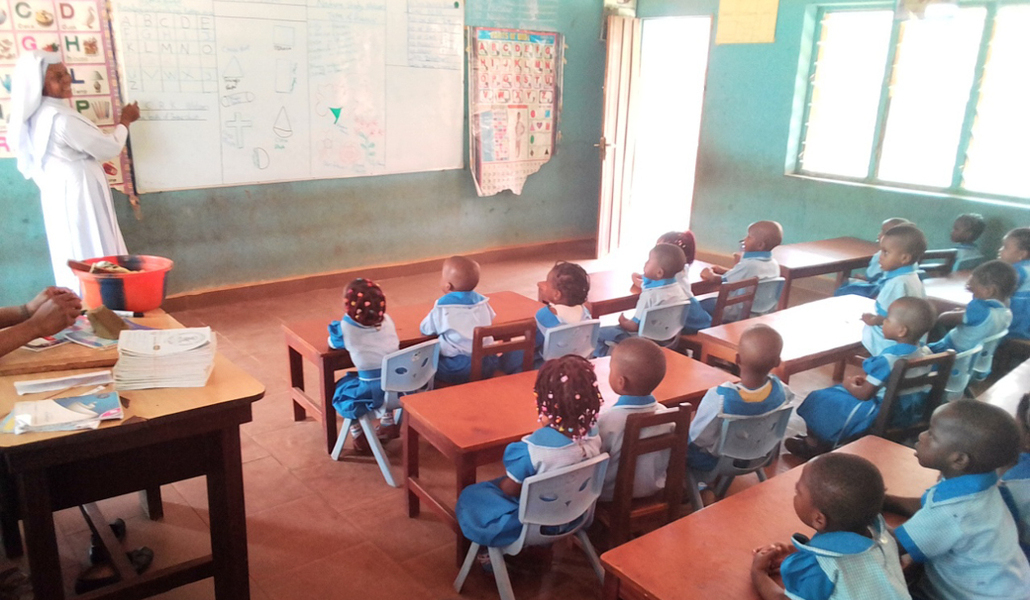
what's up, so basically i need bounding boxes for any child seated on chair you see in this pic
[861,224,927,355]
[950,213,986,272]
[328,278,400,453]
[455,355,602,568]
[689,324,794,472]
[929,260,1015,356]
[885,400,1030,600]
[751,454,910,600]
[788,297,935,458]
[535,261,592,368]
[632,230,698,295]
[998,228,1030,340]
[699,220,783,317]
[1003,393,1030,561]
[420,255,496,384]
[597,337,671,501]
[835,217,912,299]
[595,243,706,356]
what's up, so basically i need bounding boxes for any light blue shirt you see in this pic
[596,396,671,501]
[1002,452,1030,560]
[931,298,1011,354]
[327,314,400,371]
[503,426,602,483]
[862,265,925,355]
[419,291,495,358]
[722,251,781,315]
[631,277,691,324]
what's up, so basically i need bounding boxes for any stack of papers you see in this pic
[1,392,123,434]
[113,328,217,390]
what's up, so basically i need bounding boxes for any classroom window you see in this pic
[795,4,1030,201]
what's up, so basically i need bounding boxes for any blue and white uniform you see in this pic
[702,251,782,318]
[953,243,984,272]
[862,265,926,355]
[930,298,1011,354]
[1002,452,1030,561]
[799,343,931,445]
[896,472,1030,600]
[327,315,400,419]
[455,427,602,547]
[595,277,703,356]
[779,516,910,600]
[597,395,672,501]
[834,251,884,299]
[688,377,793,471]
[1007,260,1030,340]
[419,291,496,383]
[534,303,591,368]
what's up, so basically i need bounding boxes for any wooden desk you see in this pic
[977,356,1030,415]
[600,436,938,600]
[583,261,720,318]
[283,291,543,454]
[772,237,880,309]
[0,355,264,599]
[924,271,972,312]
[697,295,873,383]
[401,348,733,563]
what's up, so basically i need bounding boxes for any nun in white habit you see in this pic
[8,51,140,290]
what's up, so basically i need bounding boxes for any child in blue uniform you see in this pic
[929,260,1015,364]
[534,261,592,367]
[700,220,783,318]
[327,278,400,453]
[751,454,910,600]
[689,324,794,472]
[861,224,927,355]
[887,400,1030,600]
[835,217,911,298]
[420,255,496,384]
[789,297,935,457]
[950,213,986,272]
[998,228,1030,340]
[1002,393,1030,561]
[597,337,671,501]
[455,354,603,568]
[632,230,698,296]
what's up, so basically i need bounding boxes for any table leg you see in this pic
[207,427,250,600]
[21,471,63,600]
[778,274,794,310]
[319,363,338,455]
[0,473,22,559]
[454,455,476,566]
[288,347,307,422]
[404,421,420,518]
[141,486,164,520]
[602,570,622,600]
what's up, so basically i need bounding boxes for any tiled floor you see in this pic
[1,252,845,600]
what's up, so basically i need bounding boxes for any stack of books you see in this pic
[1,391,123,434]
[114,327,217,390]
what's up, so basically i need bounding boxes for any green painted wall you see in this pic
[0,2,604,306]
[640,0,1030,258]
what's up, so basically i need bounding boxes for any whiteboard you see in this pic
[109,0,465,192]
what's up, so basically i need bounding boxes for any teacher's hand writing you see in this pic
[120,101,141,127]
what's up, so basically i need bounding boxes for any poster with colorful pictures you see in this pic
[0,0,133,194]
[469,27,561,196]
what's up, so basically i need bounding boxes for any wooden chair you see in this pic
[594,404,692,548]
[679,277,759,361]
[918,249,959,278]
[868,350,956,443]
[469,318,536,382]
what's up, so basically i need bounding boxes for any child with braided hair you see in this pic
[327,278,400,453]
[534,261,592,367]
[456,355,603,569]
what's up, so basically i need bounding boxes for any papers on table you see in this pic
[14,371,114,395]
[1,391,123,434]
[20,315,153,352]
[113,328,217,390]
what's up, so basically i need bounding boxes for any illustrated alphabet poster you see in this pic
[0,0,133,194]
[469,27,562,196]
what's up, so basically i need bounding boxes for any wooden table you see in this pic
[402,348,734,563]
[600,436,938,600]
[977,356,1030,415]
[924,271,972,312]
[772,237,880,309]
[697,295,873,383]
[283,290,543,454]
[0,354,264,599]
[582,261,720,318]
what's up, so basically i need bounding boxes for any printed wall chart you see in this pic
[469,27,561,196]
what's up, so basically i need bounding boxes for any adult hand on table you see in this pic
[27,295,80,339]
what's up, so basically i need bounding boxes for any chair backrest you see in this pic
[919,249,959,278]
[542,319,601,361]
[973,329,1008,380]
[637,301,691,342]
[714,404,793,462]
[752,277,786,316]
[710,277,759,326]
[381,338,440,393]
[607,405,691,545]
[870,350,956,442]
[512,453,609,552]
[470,318,536,381]
[944,344,982,402]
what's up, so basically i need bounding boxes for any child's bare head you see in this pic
[441,256,480,292]
[880,217,912,239]
[968,260,1018,301]
[916,400,1021,475]
[736,324,783,375]
[609,337,667,396]
[656,231,696,265]
[999,228,1030,264]
[796,454,885,534]
[951,214,986,244]
[538,261,590,306]
[880,224,927,266]
[743,221,784,252]
[643,243,687,280]
[882,297,936,344]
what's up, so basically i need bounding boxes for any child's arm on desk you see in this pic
[843,375,878,401]
[700,267,725,283]
[618,313,639,332]
[750,543,794,600]
[861,313,884,326]
[935,309,964,329]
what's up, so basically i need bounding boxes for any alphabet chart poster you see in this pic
[0,0,133,194]
[469,27,561,196]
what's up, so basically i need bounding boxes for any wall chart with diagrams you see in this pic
[110,0,465,192]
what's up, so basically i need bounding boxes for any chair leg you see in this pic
[687,472,704,512]
[358,417,398,487]
[756,468,768,483]
[330,418,353,461]
[714,476,735,499]
[575,530,605,583]
[489,547,515,600]
[453,541,480,593]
